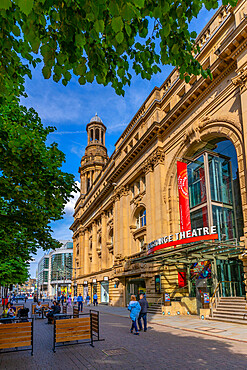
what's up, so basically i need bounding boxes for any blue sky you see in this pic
[23,7,216,277]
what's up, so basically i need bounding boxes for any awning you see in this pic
[132,240,245,265]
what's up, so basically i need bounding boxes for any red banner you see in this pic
[177,161,191,232]
[148,233,219,254]
[178,271,187,288]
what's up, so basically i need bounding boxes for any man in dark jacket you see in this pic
[46,301,61,324]
[138,294,149,332]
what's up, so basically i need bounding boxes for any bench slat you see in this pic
[56,325,90,333]
[0,330,31,339]
[56,327,90,336]
[56,334,90,343]
[0,335,31,344]
[0,322,31,331]
[0,341,31,349]
[56,318,90,326]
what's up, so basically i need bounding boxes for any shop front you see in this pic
[83,281,88,300]
[100,278,109,304]
[91,280,97,298]
[126,278,146,304]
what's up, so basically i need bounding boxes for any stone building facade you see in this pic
[71,1,247,309]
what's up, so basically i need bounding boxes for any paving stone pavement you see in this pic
[0,301,247,369]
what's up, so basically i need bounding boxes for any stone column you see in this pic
[120,188,129,258]
[153,153,166,238]
[84,229,89,275]
[81,175,86,195]
[144,162,155,243]
[101,212,107,270]
[114,194,121,259]
[72,236,77,281]
[92,222,98,272]
[80,231,85,276]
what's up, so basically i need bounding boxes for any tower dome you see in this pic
[90,113,103,123]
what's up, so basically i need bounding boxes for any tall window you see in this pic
[136,208,146,228]
[95,128,99,141]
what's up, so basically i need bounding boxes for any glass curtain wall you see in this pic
[187,151,241,241]
[50,253,73,281]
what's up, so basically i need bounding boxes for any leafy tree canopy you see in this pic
[0,0,238,97]
[0,102,78,284]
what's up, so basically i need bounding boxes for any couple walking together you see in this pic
[128,293,148,335]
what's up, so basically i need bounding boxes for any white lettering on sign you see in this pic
[147,226,218,251]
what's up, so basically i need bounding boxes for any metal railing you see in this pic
[210,281,238,317]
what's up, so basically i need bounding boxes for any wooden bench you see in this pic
[0,319,33,355]
[90,311,99,341]
[53,316,92,352]
[32,303,50,318]
[62,305,67,315]
[73,306,79,318]
[14,305,24,315]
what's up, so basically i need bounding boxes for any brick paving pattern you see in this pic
[0,301,247,369]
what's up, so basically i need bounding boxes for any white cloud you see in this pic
[70,144,85,158]
[64,181,80,214]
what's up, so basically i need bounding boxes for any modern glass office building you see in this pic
[37,255,49,296]
[37,241,73,298]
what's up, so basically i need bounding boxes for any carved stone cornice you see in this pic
[150,148,166,167]
[232,66,247,90]
[119,185,129,197]
[141,148,165,173]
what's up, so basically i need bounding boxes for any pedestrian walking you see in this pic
[77,293,84,312]
[128,295,141,335]
[61,294,65,306]
[67,295,72,307]
[93,293,98,306]
[138,293,149,332]
[73,295,77,305]
[86,294,90,306]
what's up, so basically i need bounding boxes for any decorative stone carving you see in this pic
[141,148,165,173]
[232,67,247,89]
[184,121,203,145]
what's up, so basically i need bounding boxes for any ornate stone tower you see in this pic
[79,114,108,197]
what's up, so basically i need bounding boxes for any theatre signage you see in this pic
[147,226,218,255]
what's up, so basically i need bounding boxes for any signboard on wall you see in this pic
[177,161,191,232]
[147,226,218,254]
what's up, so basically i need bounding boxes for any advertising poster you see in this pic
[177,161,191,232]
[203,293,210,303]
[165,293,170,302]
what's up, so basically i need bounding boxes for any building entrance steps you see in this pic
[210,296,247,324]
[147,302,163,315]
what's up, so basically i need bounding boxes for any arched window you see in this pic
[90,129,93,141]
[95,128,99,141]
[101,130,103,144]
[136,208,146,229]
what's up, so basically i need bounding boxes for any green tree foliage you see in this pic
[0,0,238,97]
[0,102,78,284]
